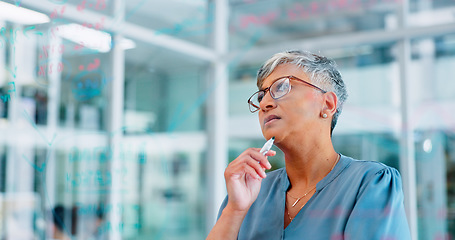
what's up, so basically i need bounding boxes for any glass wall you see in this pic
[0,0,454,239]
[229,0,402,48]
[0,0,212,239]
[410,35,455,239]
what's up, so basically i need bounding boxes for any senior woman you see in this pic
[207,50,411,240]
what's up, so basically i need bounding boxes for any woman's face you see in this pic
[258,64,325,143]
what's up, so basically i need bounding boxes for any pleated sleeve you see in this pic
[344,167,412,240]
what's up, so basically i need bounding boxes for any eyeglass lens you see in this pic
[270,77,291,99]
[249,77,291,112]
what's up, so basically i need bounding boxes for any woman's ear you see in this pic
[322,92,338,118]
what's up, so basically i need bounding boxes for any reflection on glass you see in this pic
[124,40,208,133]
[125,0,213,46]
[229,0,402,49]
[414,131,454,240]
[121,36,209,239]
[408,0,455,27]
[412,34,455,239]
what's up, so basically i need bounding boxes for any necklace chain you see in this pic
[285,153,340,223]
[287,186,316,207]
[286,199,306,222]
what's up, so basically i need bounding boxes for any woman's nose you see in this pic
[259,91,276,111]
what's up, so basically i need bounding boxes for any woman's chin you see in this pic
[262,130,280,142]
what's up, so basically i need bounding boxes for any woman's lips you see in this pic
[264,115,281,125]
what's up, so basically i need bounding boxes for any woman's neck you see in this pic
[279,137,338,190]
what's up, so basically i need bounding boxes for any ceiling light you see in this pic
[0,2,50,25]
[423,139,432,153]
[57,24,112,53]
[57,24,136,53]
[118,38,136,50]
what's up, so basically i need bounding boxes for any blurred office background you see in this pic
[0,0,454,239]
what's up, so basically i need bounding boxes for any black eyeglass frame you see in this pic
[247,75,327,113]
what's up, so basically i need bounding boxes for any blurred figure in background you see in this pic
[87,204,108,240]
[48,205,72,240]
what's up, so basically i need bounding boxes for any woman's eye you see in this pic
[257,93,264,102]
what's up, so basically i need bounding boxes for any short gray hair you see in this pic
[257,50,348,134]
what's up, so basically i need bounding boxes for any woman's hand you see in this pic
[206,148,276,240]
[224,148,276,213]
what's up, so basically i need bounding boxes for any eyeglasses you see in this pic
[247,75,327,113]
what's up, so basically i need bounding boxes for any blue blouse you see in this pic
[217,154,411,240]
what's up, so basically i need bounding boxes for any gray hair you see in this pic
[257,50,348,134]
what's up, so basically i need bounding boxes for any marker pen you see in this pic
[259,136,275,155]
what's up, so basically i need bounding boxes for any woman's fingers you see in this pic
[265,150,276,157]
[248,149,274,170]
[243,162,264,180]
[226,148,274,180]
[223,148,275,212]
[227,157,264,180]
[245,158,266,178]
